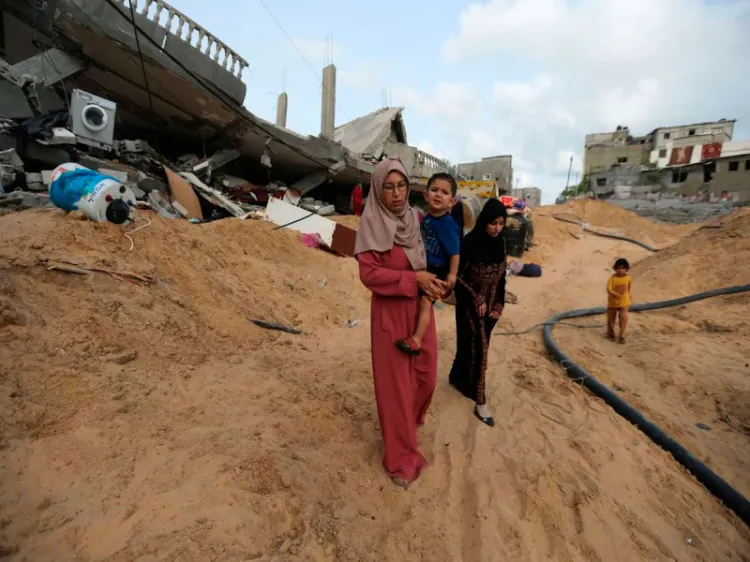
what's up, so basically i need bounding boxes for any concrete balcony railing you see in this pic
[416,149,450,173]
[114,0,249,79]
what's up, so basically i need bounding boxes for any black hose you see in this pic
[543,284,750,526]
[551,214,661,252]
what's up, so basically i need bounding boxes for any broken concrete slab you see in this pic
[191,149,240,177]
[180,171,246,218]
[0,191,54,210]
[26,82,66,114]
[99,168,130,184]
[0,81,33,119]
[12,48,86,87]
[115,139,151,154]
[265,196,356,257]
[0,149,24,190]
[25,173,46,192]
[36,128,77,146]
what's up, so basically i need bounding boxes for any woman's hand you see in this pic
[477,302,487,317]
[416,271,447,300]
[490,306,503,320]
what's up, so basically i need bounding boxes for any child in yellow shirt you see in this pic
[606,258,632,344]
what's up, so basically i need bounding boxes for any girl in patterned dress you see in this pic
[448,199,508,427]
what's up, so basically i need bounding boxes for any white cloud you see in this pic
[405,0,750,202]
[416,140,445,160]
[493,74,552,105]
[339,60,386,90]
[392,82,482,122]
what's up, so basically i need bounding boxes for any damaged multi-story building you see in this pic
[0,0,448,207]
[455,155,513,194]
[584,119,749,203]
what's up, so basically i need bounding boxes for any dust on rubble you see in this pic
[1,203,749,561]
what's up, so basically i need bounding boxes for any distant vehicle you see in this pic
[456,179,501,199]
[555,195,566,205]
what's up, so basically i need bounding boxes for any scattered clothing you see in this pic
[519,263,542,277]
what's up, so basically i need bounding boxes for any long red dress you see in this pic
[357,246,437,481]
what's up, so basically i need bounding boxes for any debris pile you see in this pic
[1,86,361,258]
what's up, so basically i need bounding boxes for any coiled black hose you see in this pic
[543,284,750,526]
[551,214,661,252]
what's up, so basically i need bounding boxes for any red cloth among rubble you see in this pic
[357,247,437,481]
[351,184,364,217]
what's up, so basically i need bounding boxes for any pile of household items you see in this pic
[1,81,357,253]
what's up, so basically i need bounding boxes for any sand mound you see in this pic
[632,208,750,296]
[0,209,368,446]
[545,199,696,246]
[2,207,749,560]
[555,207,750,501]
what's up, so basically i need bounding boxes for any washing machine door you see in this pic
[81,104,109,132]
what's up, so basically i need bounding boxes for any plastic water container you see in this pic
[49,163,136,224]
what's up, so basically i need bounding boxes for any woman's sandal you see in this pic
[395,339,421,356]
[473,405,495,428]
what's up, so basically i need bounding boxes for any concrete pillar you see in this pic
[276,92,288,128]
[320,64,336,140]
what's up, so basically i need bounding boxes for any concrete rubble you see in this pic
[0,84,357,253]
[0,1,372,252]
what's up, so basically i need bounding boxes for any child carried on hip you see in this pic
[396,173,461,355]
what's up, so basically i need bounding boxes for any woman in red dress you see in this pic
[355,158,446,489]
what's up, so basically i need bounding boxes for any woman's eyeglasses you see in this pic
[383,181,408,193]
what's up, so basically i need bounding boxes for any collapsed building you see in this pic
[0,0,449,221]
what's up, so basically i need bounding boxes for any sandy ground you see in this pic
[0,202,748,561]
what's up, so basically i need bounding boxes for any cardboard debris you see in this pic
[163,166,203,220]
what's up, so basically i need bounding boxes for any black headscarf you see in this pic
[460,198,507,266]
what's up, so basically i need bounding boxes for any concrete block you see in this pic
[0,81,33,119]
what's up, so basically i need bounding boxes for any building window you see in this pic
[616,156,628,164]
[596,178,607,187]
[671,170,688,183]
[688,129,696,136]
[658,149,667,158]
[728,161,739,172]
[664,132,671,139]
[745,160,750,171]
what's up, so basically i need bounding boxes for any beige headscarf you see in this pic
[354,158,426,271]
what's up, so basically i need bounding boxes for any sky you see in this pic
[169,0,750,203]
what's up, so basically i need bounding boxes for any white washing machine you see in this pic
[70,89,117,150]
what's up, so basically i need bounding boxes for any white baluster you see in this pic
[154,0,164,24]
